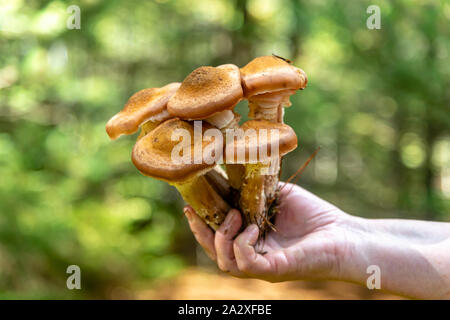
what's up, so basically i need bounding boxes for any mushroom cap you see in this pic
[167,64,243,119]
[132,118,220,183]
[240,56,307,98]
[106,82,181,140]
[224,119,298,163]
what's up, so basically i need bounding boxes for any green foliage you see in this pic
[0,0,449,298]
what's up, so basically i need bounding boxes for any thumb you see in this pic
[233,225,271,276]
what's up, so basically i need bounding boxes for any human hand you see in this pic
[185,182,450,298]
[183,182,354,282]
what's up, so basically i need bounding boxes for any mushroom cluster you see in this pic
[106,55,307,237]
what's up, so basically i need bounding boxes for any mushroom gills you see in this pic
[137,121,161,140]
[248,90,294,123]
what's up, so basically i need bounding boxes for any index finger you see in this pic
[184,206,216,261]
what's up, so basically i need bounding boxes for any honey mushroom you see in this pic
[132,118,229,231]
[106,82,181,140]
[106,56,307,234]
[167,64,245,191]
[239,56,307,225]
[240,55,307,123]
[105,82,231,202]
[225,119,298,235]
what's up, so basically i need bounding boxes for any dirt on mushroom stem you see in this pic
[254,148,320,244]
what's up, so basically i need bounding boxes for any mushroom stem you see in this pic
[205,165,233,204]
[225,163,245,193]
[239,163,266,228]
[173,175,230,231]
[205,110,245,190]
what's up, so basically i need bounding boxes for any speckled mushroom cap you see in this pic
[132,118,221,183]
[106,82,181,140]
[167,64,243,119]
[224,119,298,163]
[240,56,307,98]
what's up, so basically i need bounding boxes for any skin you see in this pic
[184,182,450,299]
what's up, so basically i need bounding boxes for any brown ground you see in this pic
[137,267,405,300]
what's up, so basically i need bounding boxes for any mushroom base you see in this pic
[173,175,230,231]
[239,159,282,238]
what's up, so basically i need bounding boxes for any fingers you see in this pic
[214,209,246,277]
[234,224,272,278]
[184,206,216,261]
[185,206,271,279]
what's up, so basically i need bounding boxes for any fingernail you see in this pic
[224,210,237,225]
[183,207,192,219]
[248,224,259,235]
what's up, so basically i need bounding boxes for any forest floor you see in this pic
[137,267,405,300]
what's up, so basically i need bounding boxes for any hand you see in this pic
[184,182,353,282]
[185,182,450,298]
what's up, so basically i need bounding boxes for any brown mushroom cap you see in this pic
[240,56,307,98]
[224,119,298,163]
[132,118,221,183]
[106,82,181,140]
[167,64,243,119]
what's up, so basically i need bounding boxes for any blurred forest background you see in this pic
[0,0,449,299]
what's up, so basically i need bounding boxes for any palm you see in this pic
[251,184,347,281]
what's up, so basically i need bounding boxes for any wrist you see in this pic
[333,214,373,283]
[335,215,450,299]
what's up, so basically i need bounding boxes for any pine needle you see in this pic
[280,147,320,196]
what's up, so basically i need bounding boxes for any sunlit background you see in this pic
[0,0,449,299]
